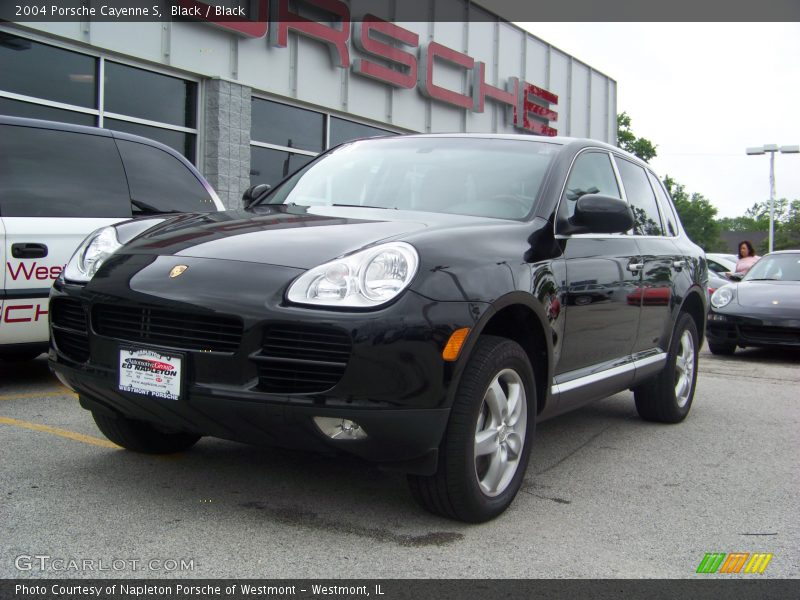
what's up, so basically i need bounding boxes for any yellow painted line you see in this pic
[0,416,120,449]
[0,390,77,401]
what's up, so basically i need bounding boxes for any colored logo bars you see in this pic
[696,553,773,574]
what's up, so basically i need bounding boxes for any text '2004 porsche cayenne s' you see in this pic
[50,135,707,522]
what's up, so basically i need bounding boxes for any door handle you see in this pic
[11,243,49,259]
[627,262,644,272]
[673,260,685,270]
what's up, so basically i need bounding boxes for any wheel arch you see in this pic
[677,287,707,346]
[450,292,553,416]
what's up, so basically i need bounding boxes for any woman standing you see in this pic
[735,240,760,275]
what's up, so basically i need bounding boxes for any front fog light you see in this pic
[314,417,368,440]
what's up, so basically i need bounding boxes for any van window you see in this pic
[115,140,216,213]
[0,125,131,217]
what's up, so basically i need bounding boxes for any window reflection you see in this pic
[330,117,393,147]
[616,158,663,236]
[104,61,197,128]
[0,97,95,126]
[250,146,315,187]
[251,98,324,152]
[0,34,96,108]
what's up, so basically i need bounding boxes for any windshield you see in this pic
[743,253,800,282]
[263,137,559,220]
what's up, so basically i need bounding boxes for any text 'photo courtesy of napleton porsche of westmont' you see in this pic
[1,0,799,592]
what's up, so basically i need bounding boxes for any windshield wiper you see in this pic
[131,199,182,215]
[331,203,395,209]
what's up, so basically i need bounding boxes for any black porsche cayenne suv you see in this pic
[49,135,707,522]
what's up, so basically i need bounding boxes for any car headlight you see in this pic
[710,285,735,309]
[287,242,419,308]
[64,226,123,283]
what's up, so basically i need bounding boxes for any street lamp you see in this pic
[745,144,800,253]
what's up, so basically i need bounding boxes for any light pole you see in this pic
[746,144,800,253]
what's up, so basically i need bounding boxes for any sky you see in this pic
[517,23,800,219]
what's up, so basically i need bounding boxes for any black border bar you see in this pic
[1,0,799,23]
[2,579,798,600]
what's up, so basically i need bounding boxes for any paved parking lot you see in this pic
[1,344,798,579]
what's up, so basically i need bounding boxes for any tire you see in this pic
[92,410,201,454]
[408,335,536,523]
[708,340,736,356]
[634,313,699,423]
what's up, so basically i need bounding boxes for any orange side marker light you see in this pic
[442,328,471,362]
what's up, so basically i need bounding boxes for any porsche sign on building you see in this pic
[0,0,617,208]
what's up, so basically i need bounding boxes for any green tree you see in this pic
[718,199,800,252]
[664,176,725,251]
[616,112,657,162]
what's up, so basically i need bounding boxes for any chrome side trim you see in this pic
[551,352,667,396]
[633,352,667,369]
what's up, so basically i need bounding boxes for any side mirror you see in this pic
[565,194,634,235]
[242,183,271,208]
[727,272,743,281]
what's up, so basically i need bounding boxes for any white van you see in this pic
[0,116,224,361]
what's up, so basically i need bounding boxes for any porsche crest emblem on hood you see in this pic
[169,265,189,278]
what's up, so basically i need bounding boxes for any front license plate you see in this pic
[119,348,183,401]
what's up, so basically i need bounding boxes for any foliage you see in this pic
[615,111,799,252]
[716,199,800,253]
[663,176,726,251]
[616,112,657,163]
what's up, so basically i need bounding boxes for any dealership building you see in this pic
[0,0,617,208]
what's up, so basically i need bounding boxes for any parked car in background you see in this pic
[0,116,224,361]
[708,250,800,355]
[706,253,738,276]
[49,134,707,522]
[706,253,738,296]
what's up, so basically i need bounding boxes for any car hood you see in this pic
[736,280,800,309]
[118,205,490,269]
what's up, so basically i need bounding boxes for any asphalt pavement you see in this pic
[1,344,798,579]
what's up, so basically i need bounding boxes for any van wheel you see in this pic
[92,411,200,454]
[634,313,699,423]
[408,336,535,522]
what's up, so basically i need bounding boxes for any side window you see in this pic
[615,157,663,236]
[0,125,131,218]
[115,140,216,213]
[560,151,620,221]
[647,171,679,237]
[707,260,729,275]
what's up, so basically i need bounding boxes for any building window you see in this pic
[0,34,198,162]
[249,97,398,187]
[0,96,95,126]
[250,146,316,187]
[251,97,324,153]
[329,117,393,147]
[104,61,197,129]
[0,33,96,108]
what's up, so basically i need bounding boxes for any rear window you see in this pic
[115,140,216,213]
[0,124,131,218]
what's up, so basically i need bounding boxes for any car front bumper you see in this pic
[48,254,487,473]
[707,309,800,348]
